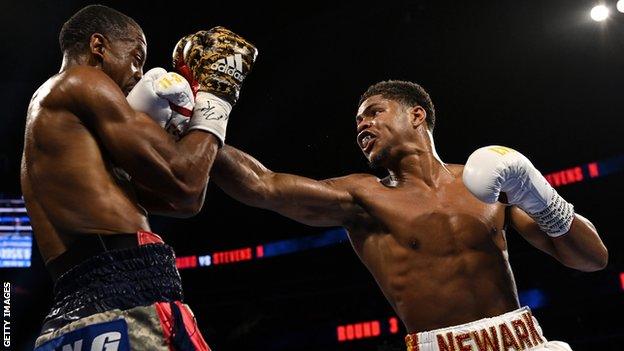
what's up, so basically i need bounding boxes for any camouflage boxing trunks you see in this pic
[34,231,210,351]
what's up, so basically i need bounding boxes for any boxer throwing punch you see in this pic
[207,81,607,350]
[21,5,256,350]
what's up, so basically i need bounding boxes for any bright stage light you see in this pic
[617,0,624,13]
[590,5,610,22]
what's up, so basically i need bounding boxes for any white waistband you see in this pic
[405,307,547,351]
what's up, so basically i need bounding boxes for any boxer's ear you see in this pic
[409,105,427,129]
[89,33,107,63]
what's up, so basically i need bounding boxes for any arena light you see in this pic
[617,1,624,13]
[0,234,32,267]
[543,161,600,188]
[388,317,400,334]
[175,255,197,269]
[0,199,32,268]
[518,289,547,310]
[590,5,610,22]
[212,247,253,265]
[336,319,382,342]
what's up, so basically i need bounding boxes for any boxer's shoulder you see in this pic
[57,66,118,97]
[34,67,118,110]
[316,174,380,206]
[45,67,130,123]
[324,173,378,189]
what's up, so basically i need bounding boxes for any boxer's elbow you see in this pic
[165,181,205,217]
[570,259,607,272]
[590,246,609,271]
[561,246,608,272]
[173,205,202,218]
[140,196,202,218]
[578,232,609,272]
[168,197,203,218]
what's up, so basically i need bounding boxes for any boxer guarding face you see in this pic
[21,5,256,350]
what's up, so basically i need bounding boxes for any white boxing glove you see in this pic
[188,91,232,146]
[463,146,574,237]
[127,67,194,139]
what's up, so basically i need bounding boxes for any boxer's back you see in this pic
[346,165,520,333]
[21,70,149,263]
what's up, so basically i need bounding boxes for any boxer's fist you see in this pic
[172,26,258,105]
[127,67,194,139]
[171,27,257,145]
[463,146,574,237]
[172,34,199,95]
[463,146,551,210]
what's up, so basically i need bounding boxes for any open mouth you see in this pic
[357,130,377,153]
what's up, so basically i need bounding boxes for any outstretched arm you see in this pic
[510,208,607,272]
[211,145,364,226]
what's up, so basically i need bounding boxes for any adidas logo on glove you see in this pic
[210,54,244,82]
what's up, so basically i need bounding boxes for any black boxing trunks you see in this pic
[34,231,210,351]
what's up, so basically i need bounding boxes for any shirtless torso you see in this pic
[26,9,246,348]
[211,91,606,333]
[339,166,516,331]
[22,63,218,266]
[21,70,150,264]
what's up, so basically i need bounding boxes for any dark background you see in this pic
[1,0,623,350]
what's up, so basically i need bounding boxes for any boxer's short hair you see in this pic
[59,5,141,55]
[359,80,436,132]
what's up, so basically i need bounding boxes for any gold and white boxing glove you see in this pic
[172,26,258,145]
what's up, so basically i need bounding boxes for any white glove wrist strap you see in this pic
[187,92,232,145]
[527,192,575,237]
